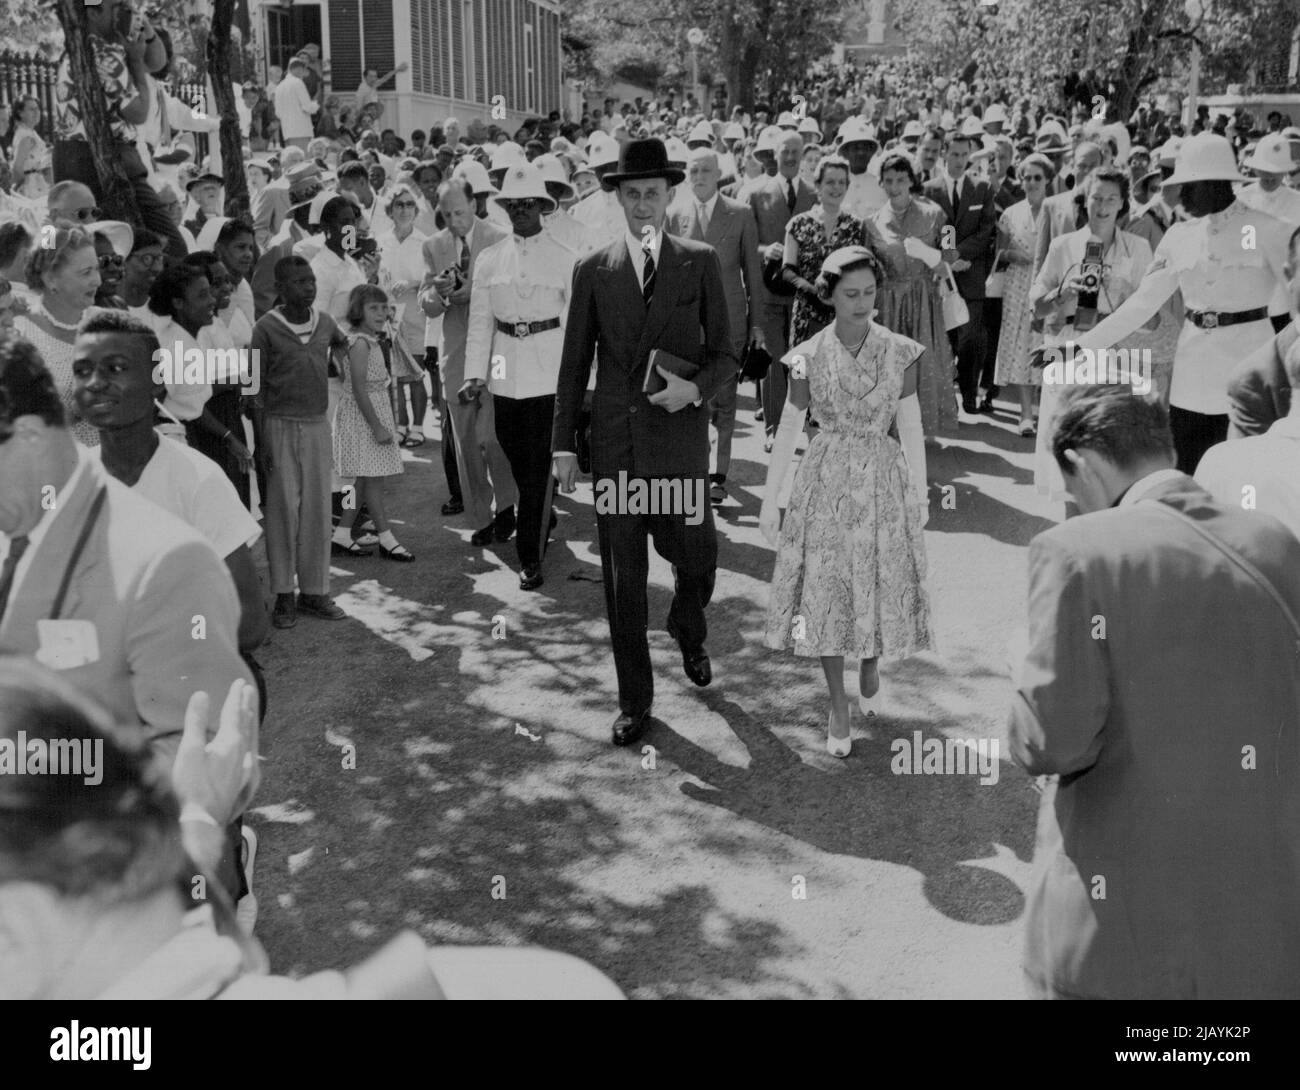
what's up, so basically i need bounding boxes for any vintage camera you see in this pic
[1074,240,1103,331]
[353,234,379,259]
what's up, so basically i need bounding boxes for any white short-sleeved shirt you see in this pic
[116,435,261,559]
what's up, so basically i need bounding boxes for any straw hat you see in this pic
[492,162,557,213]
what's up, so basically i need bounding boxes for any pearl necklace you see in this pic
[35,303,83,332]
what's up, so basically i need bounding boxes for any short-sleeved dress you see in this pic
[765,323,936,659]
[787,208,868,346]
[992,199,1044,387]
[333,331,404,478]
[865,197,957,435]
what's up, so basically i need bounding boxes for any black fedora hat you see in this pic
[601,138,686,190]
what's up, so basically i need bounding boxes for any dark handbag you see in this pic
[739,342,773,382]
[762,252,796,297]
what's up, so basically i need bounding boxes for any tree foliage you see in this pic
[561,0,848,108]
[892,0,1300,115]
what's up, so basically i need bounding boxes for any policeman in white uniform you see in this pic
[571,133,625,253]
[837,117,887,220]
[1070,134,1288,472]
[463,163,577,591]
[1237,133,1300,330]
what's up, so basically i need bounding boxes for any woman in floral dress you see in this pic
[761,247,935,758]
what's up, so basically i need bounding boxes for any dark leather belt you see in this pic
[496,317,561,338]
[1186,307,1268,330]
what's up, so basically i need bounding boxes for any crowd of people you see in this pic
[1,0,1299,1001]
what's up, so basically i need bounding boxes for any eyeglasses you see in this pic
[1021,174,1046,182]
[68,207,103,223]
[97,254,125,270]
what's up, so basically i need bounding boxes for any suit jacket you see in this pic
[1227,321,1296,438]
[746,172,817,305]
[1010,475,1300,999]
[1033,188,1087,272]
[250,185,290,250]
[553,232,737,478]
[417,219,510,398]
[665,192,762,352]
[0,453,251,770]
[923,174,997,299]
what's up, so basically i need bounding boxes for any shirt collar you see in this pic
[696,191,719,217]
[626,227,662,259]
[1118,467,1185,507]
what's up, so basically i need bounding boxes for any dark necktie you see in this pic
[786,177,796,214]
[642,241,656,306]
[459,237,471,275]
[0,534,29,623]
[952,180,960,213]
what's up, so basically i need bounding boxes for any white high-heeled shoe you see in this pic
[859,681,884,718]
[827,711,851,757]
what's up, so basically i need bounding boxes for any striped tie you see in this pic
[0,534,29,623]
[642,241,655,306]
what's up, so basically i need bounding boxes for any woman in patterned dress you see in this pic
[993,153,1053,435]
[865,152,957,437]
[782,155,867,347]
[7,97,51,199]
[760,247,935,758]
[331,285,412,561]
[13,227,101,447]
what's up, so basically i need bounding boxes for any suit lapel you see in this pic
[704,200,728,247]
[599,241,645,372]
[0,458,103,648]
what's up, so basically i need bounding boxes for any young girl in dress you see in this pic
[331,284,413,561]
[761,247,935,757]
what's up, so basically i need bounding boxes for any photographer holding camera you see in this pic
[51,0,187,260]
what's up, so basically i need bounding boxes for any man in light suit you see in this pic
[0,337,253,772]
[667,147,764,504]
[1010,384,1300,999]
[747,129,816,441]
[1032,140,1102,271]
[553,139,738,748]
[420,177,518,546]
[924,131,997,415]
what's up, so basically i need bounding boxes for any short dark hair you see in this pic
[1051,384,1175,476]
[337,161,370,183]
[922,126,945,143]
[215,218,255,248]
[816,248,883,298]
[1088,166,1131,217]
[318,195,355,228]
[0,221,32,269]
[129,226,164,255]
[0,332,65,430]
[878,152,918,186]
[274,255,311,283]
[77,308,162,365]
[414,162,444,185]
[147,261,209,318]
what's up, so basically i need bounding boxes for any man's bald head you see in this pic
[46,182,97,229]
[687,147,722,201]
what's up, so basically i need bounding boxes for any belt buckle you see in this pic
[515,321,530,338]
[1202,311,1219,330]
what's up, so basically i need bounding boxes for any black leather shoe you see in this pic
[667,619,712,687]
[961,399,979,415]
[978,397,996,414]
[441,498,464,516]
[611,708,651,747]
[519,565,544,591]
[470,522,495,546]
[493,505,516,541]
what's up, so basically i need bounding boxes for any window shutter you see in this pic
[328,0,362,96]
[361,0,396,88]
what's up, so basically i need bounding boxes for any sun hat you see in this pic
[1163,132,1247,187]
[1243,132,1294,175]
[532,153,574,201]
[493,162,558,214]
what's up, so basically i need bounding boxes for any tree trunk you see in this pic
[1111,0,1171,121]
[208,0,250,222]
[53,0,141,228]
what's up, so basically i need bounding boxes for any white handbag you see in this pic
[984,250,1006,299]
[940,266,969,331]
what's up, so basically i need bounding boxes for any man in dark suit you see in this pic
[553,139,738,747]
[1227,319,1295,437]
[924,131,997,414]
[666,147,764,503]
[1011,384,1300,998]
[746,130,816,442]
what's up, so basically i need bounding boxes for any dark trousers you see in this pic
[493,394,555,570]
[597,486,717,716]
[429,347,462,504]
[1169,405,1228,474]
[53,138,188,260]
[982,297,1003,395]
[950,298,988,406]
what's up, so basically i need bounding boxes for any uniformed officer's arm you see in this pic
[1072,246,1180,355]
[463,256,494,385]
